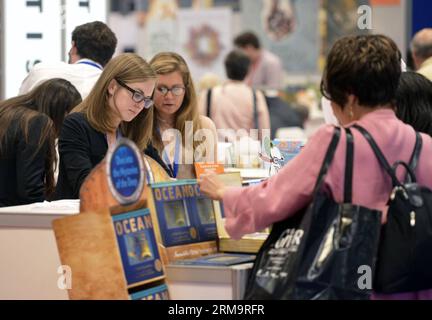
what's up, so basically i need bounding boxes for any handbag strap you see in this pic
[313,127,341,193]
[206,88,212,118]
[352,124,400,186]
[353,124,422,186]
[252,90,258,129]
[408,131,422,171]
[344,128,354,203]
[394,131,422,183]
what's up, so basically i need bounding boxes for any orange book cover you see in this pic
[194,163,224,179]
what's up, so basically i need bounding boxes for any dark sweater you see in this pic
[55,112,169,199]
[0,114,50,207]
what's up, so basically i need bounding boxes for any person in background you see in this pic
[0,79,81,207]
[20,21,118,98]
[395,71,432,137]
[199,34,432,299]
[150,52,217,179]
[198,49,270,142]
[411,28,432,81]
[234,31,284,90]
[55,53,164,199]
[264,90,303,139]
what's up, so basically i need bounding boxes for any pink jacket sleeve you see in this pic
[222,125,336,239]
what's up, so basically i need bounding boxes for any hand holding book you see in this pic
[197,173,227,201]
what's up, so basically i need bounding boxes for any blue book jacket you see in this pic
[113,208,164,287]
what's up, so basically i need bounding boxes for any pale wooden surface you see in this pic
[54,154,172,300]
[53,210,129,300]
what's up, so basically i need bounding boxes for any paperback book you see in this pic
[113,208,165,287]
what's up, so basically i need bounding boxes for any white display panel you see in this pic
[3,0,62,99]
[64,0,108,61]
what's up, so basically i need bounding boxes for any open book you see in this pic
[214,172,269,254]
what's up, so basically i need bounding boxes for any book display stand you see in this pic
[53,138,169,300]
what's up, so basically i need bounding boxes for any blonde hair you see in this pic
[149,52,203,154]
[73,53,156,150]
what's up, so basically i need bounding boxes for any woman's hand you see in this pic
[198,173,226,201]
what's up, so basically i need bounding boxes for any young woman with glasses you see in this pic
[55,53,167,199]
[150,52,218,179]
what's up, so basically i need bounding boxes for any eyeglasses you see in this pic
[115,78,154,109]
[156,86,186,97]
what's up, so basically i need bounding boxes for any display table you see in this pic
[0,200,252,300]
[166,263,253,300]
[0,200,79,299]
[224,168,269,179]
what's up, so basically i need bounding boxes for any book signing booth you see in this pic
[0,0,298,300]
[7,0,429,301]
[0,136,275,300]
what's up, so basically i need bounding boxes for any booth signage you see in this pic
[107,138,145,205]
[3,0,62,98]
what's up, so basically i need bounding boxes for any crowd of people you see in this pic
[1,20,432,299]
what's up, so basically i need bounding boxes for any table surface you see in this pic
[0,200,80,228]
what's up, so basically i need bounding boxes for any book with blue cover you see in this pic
[112,208,165,288]
[149,180,217,247]
[130,283,170,300]
[191,196,217,242]
[172,253,255,266]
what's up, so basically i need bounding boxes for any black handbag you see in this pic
[244,127,382,300]
[353,125,432,293]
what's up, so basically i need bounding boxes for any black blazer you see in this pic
[0,114,50,207]
[55,112,169,199]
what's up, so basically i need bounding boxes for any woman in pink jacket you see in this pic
[199,34,432,299]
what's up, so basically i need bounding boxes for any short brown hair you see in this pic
[234,31,260,49]
[225,50,251,81]
[321,34,402,108]
[72,21,117,67]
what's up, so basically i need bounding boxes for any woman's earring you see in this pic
[349,106,354,119]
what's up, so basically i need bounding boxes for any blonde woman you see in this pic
[55,53,165,199]
[150,52,217,179]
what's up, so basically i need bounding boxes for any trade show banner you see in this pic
[2,0,62,99]
[176,7,233,82]
[240,0,320,75]
[0,0,107,100]
[137,0,179,60]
